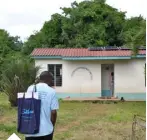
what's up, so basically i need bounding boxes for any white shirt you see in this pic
[26,83,59,137]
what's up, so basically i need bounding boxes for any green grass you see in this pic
[0,93,146,140]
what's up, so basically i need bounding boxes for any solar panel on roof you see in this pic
[88,46,146,51]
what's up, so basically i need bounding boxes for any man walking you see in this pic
[25,71,59,140]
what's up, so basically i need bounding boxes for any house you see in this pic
[31,47,146,101]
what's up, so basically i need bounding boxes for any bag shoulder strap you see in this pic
[34,84,37,92]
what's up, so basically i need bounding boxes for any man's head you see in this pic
[39,71,53,86]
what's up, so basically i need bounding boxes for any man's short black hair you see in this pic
[39,71,52,81]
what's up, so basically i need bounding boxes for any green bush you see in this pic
[0,57,40,107]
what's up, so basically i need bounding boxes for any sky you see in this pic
[0,0,146,41]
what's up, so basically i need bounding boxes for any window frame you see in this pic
[48,64,62,87]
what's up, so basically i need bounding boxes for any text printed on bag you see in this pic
[22,109,34,115]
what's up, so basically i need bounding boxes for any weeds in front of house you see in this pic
[0,93,145,140]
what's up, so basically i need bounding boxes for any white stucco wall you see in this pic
[35,58,146,95]
[35,59,102,93]
[115,59,146,94]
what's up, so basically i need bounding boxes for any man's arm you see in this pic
[50,91,59,127]
[51,110,57,127]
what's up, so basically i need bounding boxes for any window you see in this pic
[48,64,62,87]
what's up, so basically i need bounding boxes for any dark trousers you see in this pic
[25,133,53,140]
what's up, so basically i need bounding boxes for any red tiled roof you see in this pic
[31,48,146,57]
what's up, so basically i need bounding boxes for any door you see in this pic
[101,64,114,97]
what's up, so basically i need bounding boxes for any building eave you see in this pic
[31,54,146,60]
[62,56,131,60]
[32,56,62,59]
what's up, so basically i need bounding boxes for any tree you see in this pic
[0,57,40,106]
[21,0,145,55]
[22,31,45,55]
[0,29,23,76]
[123,17,146,55]
[22,0,127,54]
[0,29,23,54]
[123,16,146,46]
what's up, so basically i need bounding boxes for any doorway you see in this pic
[101,64,114,97]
